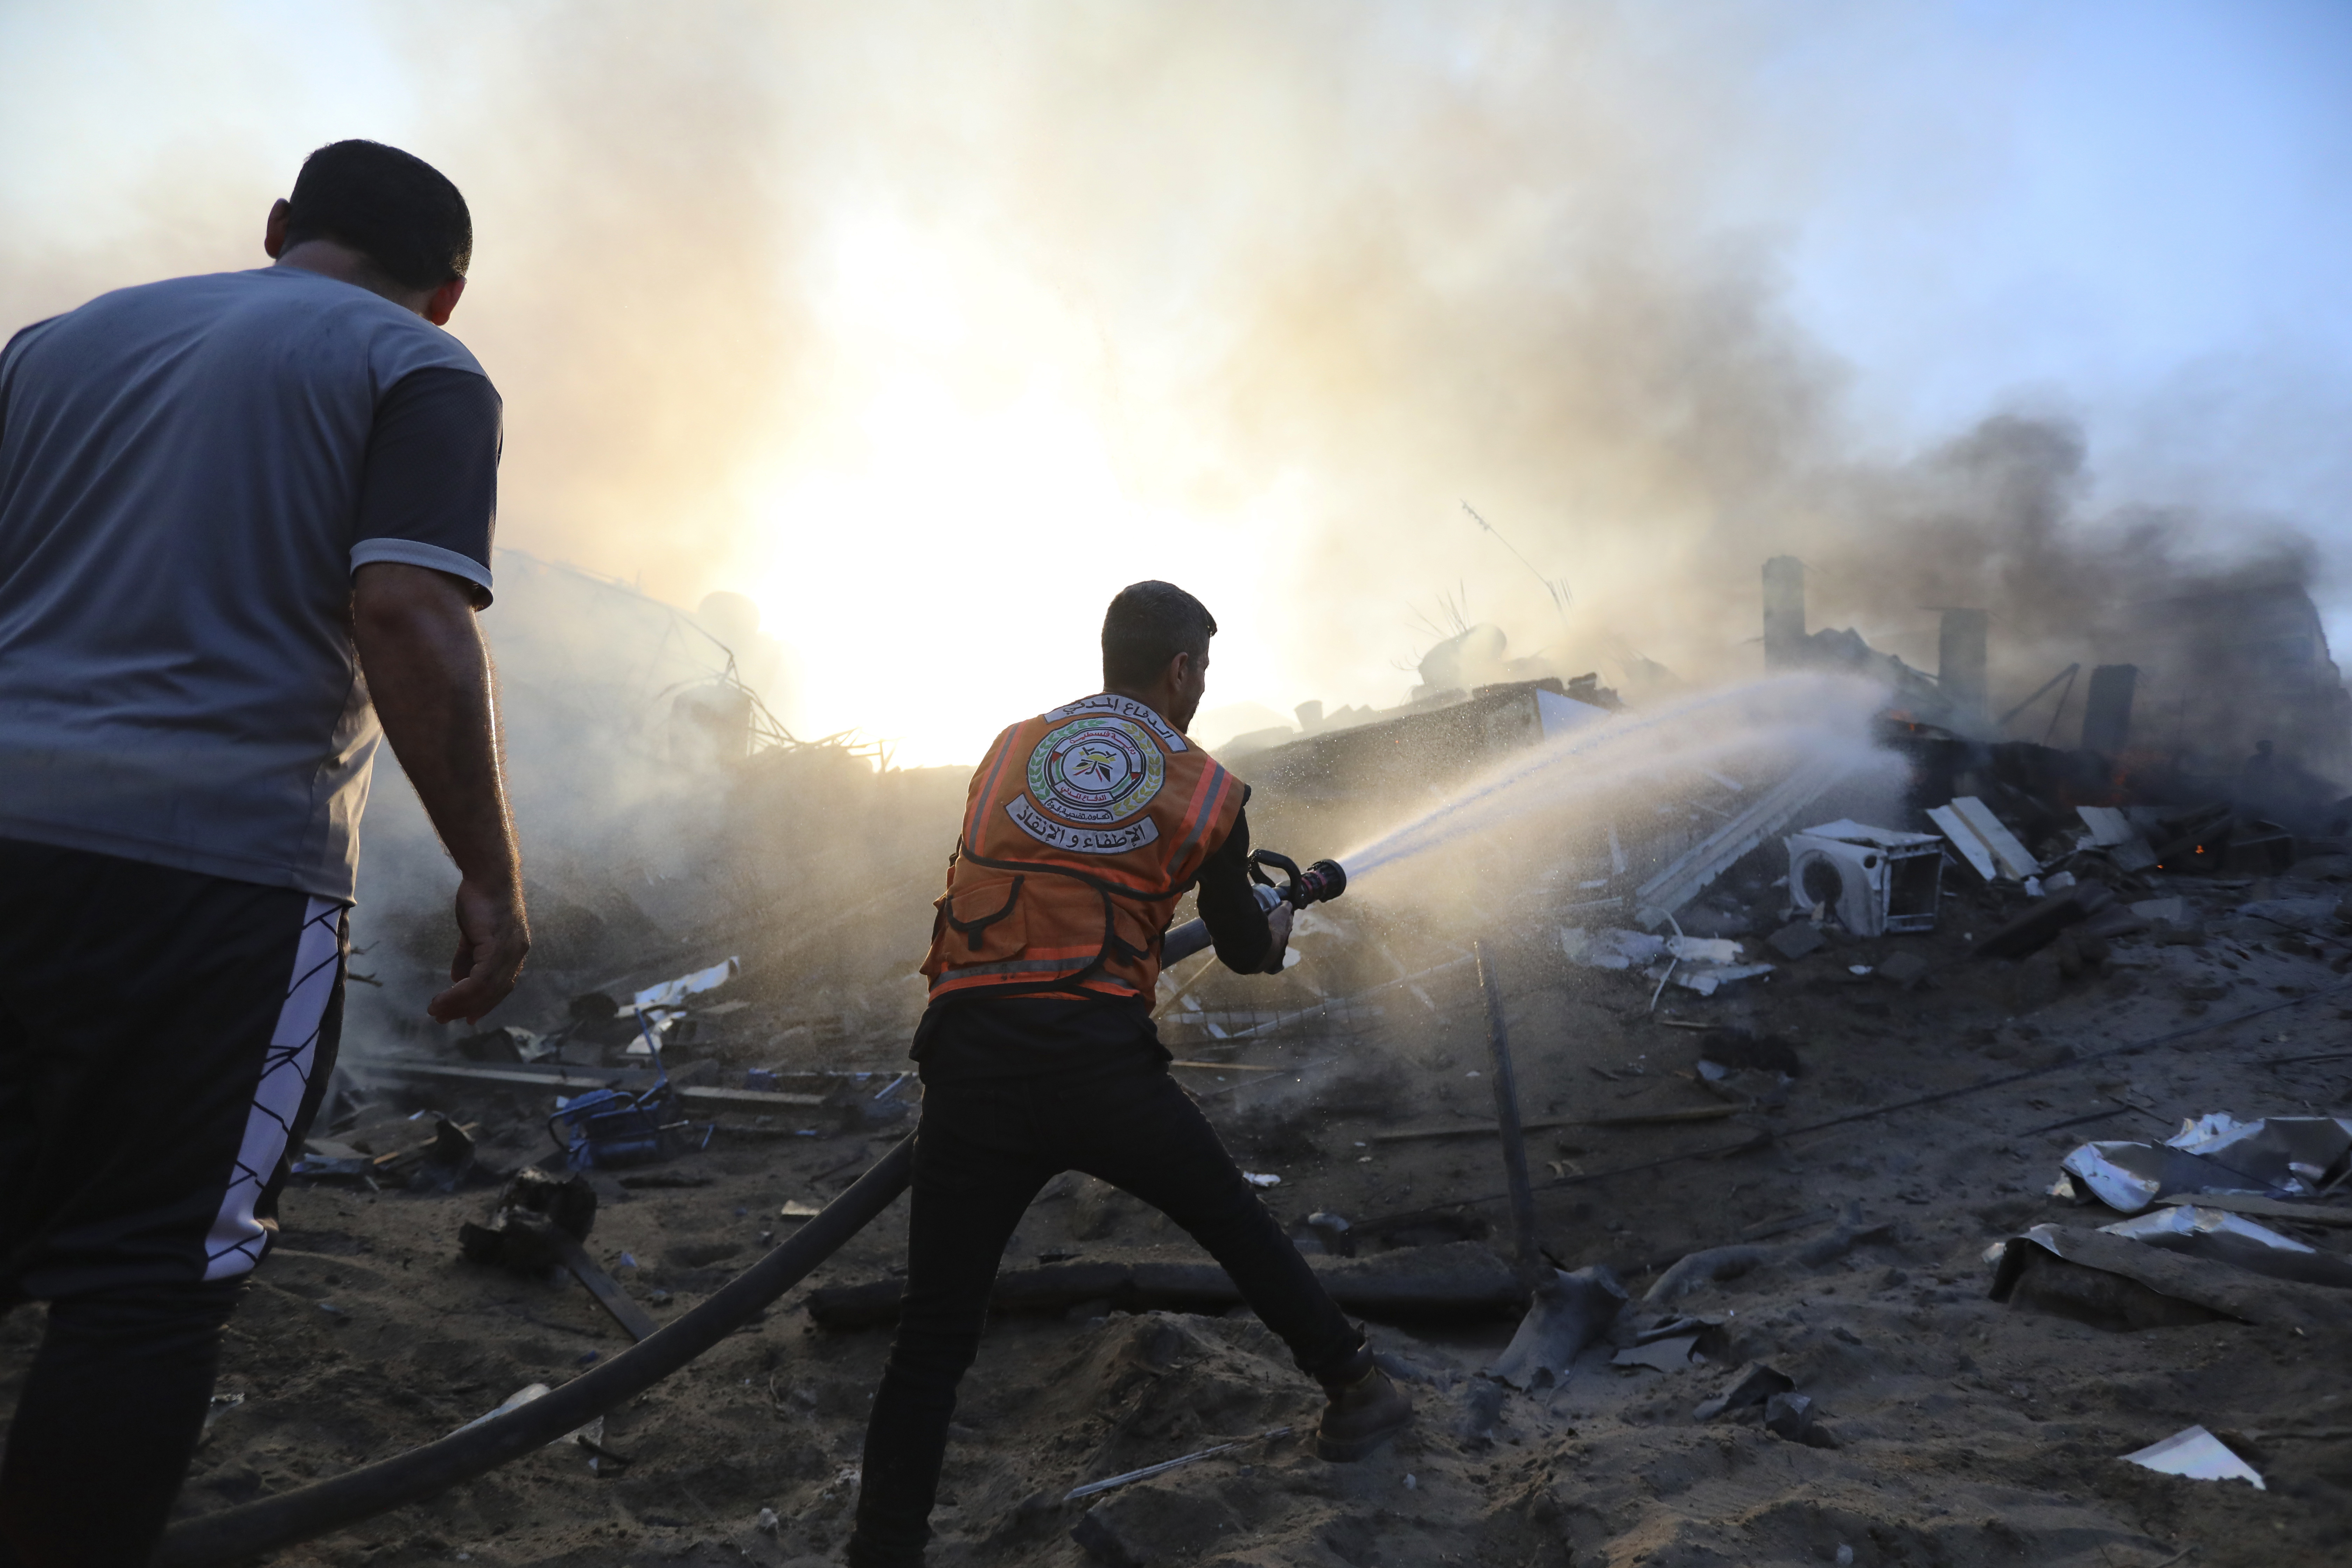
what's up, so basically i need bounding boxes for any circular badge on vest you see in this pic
[1026,718,1166,826]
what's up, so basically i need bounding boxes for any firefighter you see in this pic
[845,581,1410,1567]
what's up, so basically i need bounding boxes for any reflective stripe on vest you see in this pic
[921,694,1243,1001]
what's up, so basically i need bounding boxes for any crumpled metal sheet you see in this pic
[1488,1265,1627,1391]
[2165,1114,2352,1192]
[2101,1205,2314,1253]
[2058,1141,2270,1213]
[2058,1113,2352,1213]
[1990,1223,2352,1327]
[2099,1205,2352,1289]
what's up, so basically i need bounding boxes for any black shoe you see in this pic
[1316,1363,1413,1461]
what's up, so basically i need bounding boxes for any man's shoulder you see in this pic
[28,268,486,381]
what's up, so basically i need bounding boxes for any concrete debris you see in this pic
[1764,919,1826,960]
[1693,1362,1794,1421]
[2076,805,2158,871]
[1929,796,2041,884]
[1763,1390,1838,1448]
[631,956,742,1011]
[1972,881,2115,960]
[1631,757,1849,930]
[1561,927,1775,996]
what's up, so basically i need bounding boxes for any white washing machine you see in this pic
[1783,819,1944,936]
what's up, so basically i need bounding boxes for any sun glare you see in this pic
[728,214,1292,770]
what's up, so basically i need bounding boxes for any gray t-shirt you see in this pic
[0,266,499,901]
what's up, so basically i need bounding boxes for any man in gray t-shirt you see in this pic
[0,140,530,1564]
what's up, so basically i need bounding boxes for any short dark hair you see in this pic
[1102,581,1217,689]
[285,140,472,290]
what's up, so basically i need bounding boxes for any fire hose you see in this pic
[153,850,1352,1564]
[154,1134,917,1567]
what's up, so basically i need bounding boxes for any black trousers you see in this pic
[846,1058,1360,1567]
[0,840,347,1568]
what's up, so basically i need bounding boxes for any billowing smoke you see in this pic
[5,4,2345,1022]
[8,3,2341,768]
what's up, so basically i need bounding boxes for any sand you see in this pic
[5,866,2348,1568]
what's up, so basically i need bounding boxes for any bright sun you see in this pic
[728,212,1294,769]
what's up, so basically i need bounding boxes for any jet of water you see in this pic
[1336,672,1898,886]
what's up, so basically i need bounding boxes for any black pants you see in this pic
[847,1058,1360,1567]
[0,840,347,1567]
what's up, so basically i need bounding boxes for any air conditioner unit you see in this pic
[1783,819,1943,936]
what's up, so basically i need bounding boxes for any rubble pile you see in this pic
[26,557,2350,1568]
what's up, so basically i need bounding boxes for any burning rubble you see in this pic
[113,549,2352,1568]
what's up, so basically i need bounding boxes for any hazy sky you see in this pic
[5,1,2347,764]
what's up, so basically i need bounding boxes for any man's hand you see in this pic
[352,562,530,1022]
[433,875,530,1023]
[1261,902,1296,974]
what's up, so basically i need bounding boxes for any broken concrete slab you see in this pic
[1930,796,2040,883]
[1765,920,1826,961]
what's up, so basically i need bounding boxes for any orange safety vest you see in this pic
[922,693,1245,1002]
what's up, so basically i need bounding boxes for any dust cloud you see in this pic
[7,4,2339,765]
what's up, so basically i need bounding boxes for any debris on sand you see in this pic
[2119,1426,2266,1490]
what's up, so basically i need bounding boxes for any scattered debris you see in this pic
[1631,757,1849,930]
[1063,1427,1292,1503]
[1693,1362,1794,1421]
[1486,1264,1626,1389]
[1929,796,2041,883]
[2059,1113,2352,1212]
[2118,1426,2265,1490]
[1991,1223,2352,1332]
[1763,1390,1838,1449]
[1560,927,1775,995]
[1765,919,1826,960]
[1973,881,2116,959]
[2099,1205,2352,1289]
[631,955,742,1011]
[2077,805,2158,871]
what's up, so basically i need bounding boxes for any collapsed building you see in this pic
[125,549,2352,1568]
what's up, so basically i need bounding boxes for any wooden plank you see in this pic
[677,1085,828,1110]
[344,1057,826,1109]
[348,1058,638,1091]
[550,1235,661,1342]
[1369,1104,1744,1143]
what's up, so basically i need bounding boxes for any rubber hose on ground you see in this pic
[153,1131,918,1567]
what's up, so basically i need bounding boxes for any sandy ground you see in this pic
[5,864,2350,1568]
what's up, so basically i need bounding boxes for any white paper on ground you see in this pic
[2118,1426,2264,1489]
